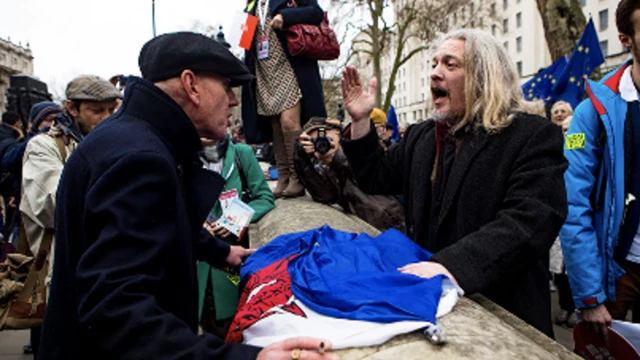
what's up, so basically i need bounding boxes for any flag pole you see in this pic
[152,0,157,37]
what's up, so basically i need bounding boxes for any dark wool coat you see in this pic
[39,77,262,359]
[242,0,327,144]
[341,114,568,337]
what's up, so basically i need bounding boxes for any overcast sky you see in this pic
[0,0,248,95]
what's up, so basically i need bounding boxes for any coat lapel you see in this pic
[437,128,490,227]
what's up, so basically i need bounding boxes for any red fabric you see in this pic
[286,11,340,61]
[225,255,306,343]
[582,297,598,306]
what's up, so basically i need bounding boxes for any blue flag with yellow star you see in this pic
[551,18,605,108]
[522,56,568,104]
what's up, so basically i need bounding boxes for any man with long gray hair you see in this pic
[339,29,567,336]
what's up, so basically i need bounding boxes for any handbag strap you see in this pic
[54,136,67,164]
[16,228,54,302]
[235,154,252,203]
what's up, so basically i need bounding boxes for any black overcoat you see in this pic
[39,77,262,359]
[341,114,568,336]
[242,0,328,144]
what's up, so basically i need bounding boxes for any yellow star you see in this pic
[585,47,589,54]
[569,76,576,83]
[537,77,542,82]
[546,96,551,100]
[578,45,584,52]
[577,81,581,86]
[532,83,536,88]
[552,79,557,84]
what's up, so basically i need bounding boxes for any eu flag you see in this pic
[551,18,605,108]
[387,105,399,141]
[522,56,568,104]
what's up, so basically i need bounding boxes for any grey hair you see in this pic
[432,29,544,133]
[551,100,574,115]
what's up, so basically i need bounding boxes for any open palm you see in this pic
[341,66,377,123]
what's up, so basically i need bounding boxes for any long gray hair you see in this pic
[433,29,544,133]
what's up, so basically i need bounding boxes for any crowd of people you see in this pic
[2,0,640,359]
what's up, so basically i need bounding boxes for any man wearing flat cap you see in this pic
[21,75,120,357]
[39,32,338,360]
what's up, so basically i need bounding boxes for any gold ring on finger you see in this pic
[291,348,301,360]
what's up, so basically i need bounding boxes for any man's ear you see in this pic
[180,70,200,106]
[620,33,633,52]
[65,100,79,117]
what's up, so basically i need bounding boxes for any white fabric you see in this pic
[242,278,462,349]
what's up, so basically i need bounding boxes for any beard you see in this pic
[432,108,464,125]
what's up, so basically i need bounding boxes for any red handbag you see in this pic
[286,1,340,61]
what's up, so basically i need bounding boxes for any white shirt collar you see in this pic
[619,65,639,102]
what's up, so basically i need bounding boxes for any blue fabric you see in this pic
[387,105,400,142]
[522,56,567,104]
[551,18,605,108]
[560,60,630,308]
[242,225,443,323]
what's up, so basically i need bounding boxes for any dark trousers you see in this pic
[606,260,640,320]
[30,326,40,358]
[554,273,574,311]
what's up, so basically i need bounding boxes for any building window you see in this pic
[503,18,509,33]
[454,12,457,24]
[580,0,586,7]
[503,0,508,10]
[462,8,466,22]
[421,78,425,87]
[471,20,475,28]
[599,9,609,31]
[516,36,522,53]
[490,3,496,16]
[516,12,522,28]
[516,61,523,77]
[504,41,509,51]
[600,40,609,56]
[492,25,497,36]
[422,93,425,101]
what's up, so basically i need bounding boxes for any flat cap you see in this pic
[139,32,254,87]
[66,75,122,102]
[303,116,342,133]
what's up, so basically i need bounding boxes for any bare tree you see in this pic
[535,0,587,62]
[336,0,492,112]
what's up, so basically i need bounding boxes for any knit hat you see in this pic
[29,101,62,129]
[370,108,387,125]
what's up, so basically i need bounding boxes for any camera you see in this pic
[311,127,331,155]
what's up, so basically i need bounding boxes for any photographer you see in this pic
[294,117,405,232]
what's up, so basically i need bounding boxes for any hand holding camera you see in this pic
[299,129,337,165]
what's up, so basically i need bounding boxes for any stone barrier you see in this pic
[249,198,580,360]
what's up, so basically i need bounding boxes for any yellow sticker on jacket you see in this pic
[227,273,240,286]
[566,133,586,150]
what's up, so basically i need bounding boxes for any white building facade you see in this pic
[0,38,34,116]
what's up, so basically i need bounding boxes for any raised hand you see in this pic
[341,66,376,123]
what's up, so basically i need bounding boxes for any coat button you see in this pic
[177,165,184,177]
